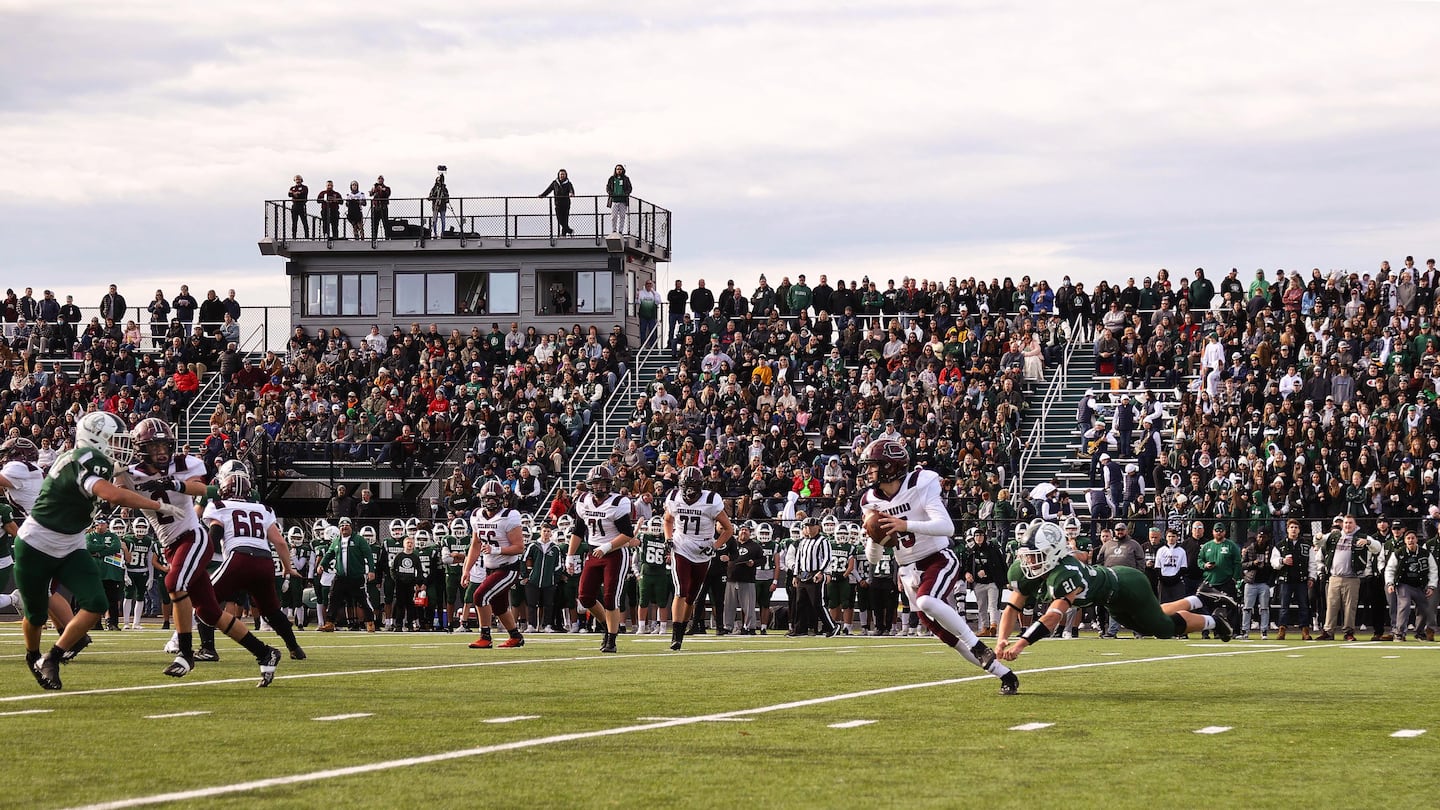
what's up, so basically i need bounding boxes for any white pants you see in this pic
[609,201,629,234]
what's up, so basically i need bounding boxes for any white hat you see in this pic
[1099,453,1111,461]
[1174,493,1188,504]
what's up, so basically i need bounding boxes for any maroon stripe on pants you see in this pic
[164,533,223,625]
[211,551,281,616]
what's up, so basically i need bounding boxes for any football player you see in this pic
[635,517,672,635]
[1,435,90,648]
[996,519,1237,662]
[463,481,526,649]
[566,467,638,653]
[664,467,734,650]
[203,461,306,663]
[282,525,311,629]
[120,516,157,630]
[15,412,184,689]
[859,438,1019,696]
[127,418,282,683]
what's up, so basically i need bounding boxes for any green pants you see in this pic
[14,539,107,626]
[1107,566,1185,639]
[125,571,151,601]
[445,571,462,607]
[825,578,854,610]
[638,573,672,607]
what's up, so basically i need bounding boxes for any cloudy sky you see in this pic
[4,0,1438,313]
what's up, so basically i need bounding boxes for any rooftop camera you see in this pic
[436,164,447,172]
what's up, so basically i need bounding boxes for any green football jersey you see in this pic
[31,447,115,536]
[123,533,157,573]
[1008,556,1118,610]
[827,543,852,576]
[445,539,467,574]
[639,532,669,576]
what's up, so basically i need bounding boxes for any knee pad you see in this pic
[913,594,942,617]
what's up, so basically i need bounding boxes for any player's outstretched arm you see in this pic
[1000,591,1077,661]
[93,479,167,515]
[995,592,1028,653]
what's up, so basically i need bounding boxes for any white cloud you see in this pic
[2,1,1438,307]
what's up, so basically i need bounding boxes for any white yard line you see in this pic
[0,644,916,704]
[1391,729,1427,738]
[1009,722,1054,731]
[313,713,372,722]
[481,716,540,724]
[829,720,876,728]
[66,645,1328,810]
[0,708,52,717]
[144,711,210,719]
[1194,726,1232,734]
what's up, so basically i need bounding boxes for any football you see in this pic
[863,510,899,547]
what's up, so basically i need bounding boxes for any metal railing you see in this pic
[263,195,672,255]
[1015,316,1086,494]
[528,329,661,519]
[1,306,293,358]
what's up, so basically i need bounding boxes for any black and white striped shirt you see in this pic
[793,533,832,579]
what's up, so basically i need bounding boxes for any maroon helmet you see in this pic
[0,436,39,465]
[678,466,705,500]
[479,479,506,513]
[860,438,909,489]
[586,466,613,496]
[132,418,176,470]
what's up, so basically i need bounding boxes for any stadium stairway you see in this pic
[1015,329,1092,497]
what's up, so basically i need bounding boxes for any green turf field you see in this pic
[1,626,1434,809]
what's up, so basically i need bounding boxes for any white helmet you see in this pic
[1018,520,1066,580]
[311,519,331,538]
[405,517,421,535]
[520,514,535,534]
[359,525,377,543]
[756,523,773,543]
[286,525,306,547]
[449,518,468,538]
[1014,521,1029,546]
[1061,515,1081,541]
[133,517,151,537]
[388,518,407,539]
[555,514,575,534]
[109,516,129,535]
[414,529,432,548]
[323,525,343,543]
[432,522,451,543]
[821,515,840,536]
[76,411,134,466]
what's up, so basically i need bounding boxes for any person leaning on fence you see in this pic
[317,180,343,240]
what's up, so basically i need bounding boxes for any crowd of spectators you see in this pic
[1,284,244,462]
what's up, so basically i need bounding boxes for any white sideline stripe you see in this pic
[1286,655,1304,658]
[0,644,913,704]
[1009,722,1054,732]
[829,720,876,729]
[481,715,539,724]
[1383,655,1400,659]
[637,716,752,722]
[145,711,210,719]
[0,709,52,717]
[66,644,1331,810]
[1391,729,1427,738]
[1099,652,1121,656]
[1194,726,1231,735]
[313,713,372,722]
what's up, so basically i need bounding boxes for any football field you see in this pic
[1,627,1433,809]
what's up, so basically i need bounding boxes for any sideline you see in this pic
[67,644,1331,809]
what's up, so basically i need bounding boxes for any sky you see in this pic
[3,0,1439,313]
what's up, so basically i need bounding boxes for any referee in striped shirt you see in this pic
[787,517,838,637]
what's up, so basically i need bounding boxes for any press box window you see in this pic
[305,273,376,316]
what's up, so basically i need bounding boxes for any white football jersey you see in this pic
[572,493,633,550]
[664,489,725,564]
[470,507,523,568]
[859,469,952,566]
[202,498,278,555]
[129,454,206,547]
[1,460,43,515]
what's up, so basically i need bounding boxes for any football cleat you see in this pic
[1195,583,1238,613]
[163,634,180,655]
[468,637,494,649]
[33,653,62,691]
[195,647,220,662]
[162,655,194,678]
[969,640,997,669]
[257,647,281,688]
[998,671,1020,696]
[824,622,841,638]
[600,633,617,654]
[1211,614,1234,643]
[25,651,45,688]
[288,646,307,661]
[669,639,683,651]
[60,634,92,663]
[497,637,524,648]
